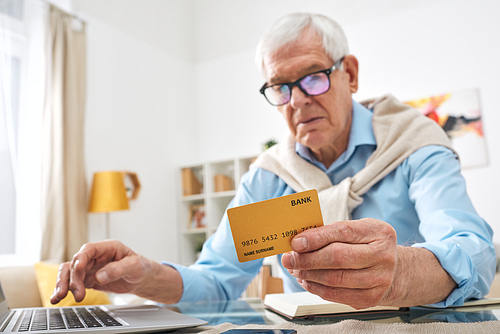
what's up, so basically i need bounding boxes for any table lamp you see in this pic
[88,171,140,239]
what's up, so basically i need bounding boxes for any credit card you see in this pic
[227,189,324,263]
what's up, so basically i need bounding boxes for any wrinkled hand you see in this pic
[51,240,156,305]
[282,218,399,309]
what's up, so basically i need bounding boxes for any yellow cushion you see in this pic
[34,262,111,307]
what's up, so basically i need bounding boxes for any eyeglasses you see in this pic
[259,57,345,106]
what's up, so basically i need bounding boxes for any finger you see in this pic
[291,219,396,253]
[94,254,149,286]
[71,240,123,276]
[298,280,387,310]
[50,263,70,304]
[71,240,129,270]
[69,259,87,302]
[82,257,111,289]
[282,241,389,270]
[69,240,127,301]
[68,245,101,300]
[289,268,388,290]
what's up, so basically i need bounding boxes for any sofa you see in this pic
[2,264,500,308]
[0,265,43,308]
[0,264,147,308]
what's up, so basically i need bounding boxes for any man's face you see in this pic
[262,30,358,163]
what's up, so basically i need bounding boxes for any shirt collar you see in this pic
[296,100,376,171]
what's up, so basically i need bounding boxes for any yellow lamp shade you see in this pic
[88,171,129,213]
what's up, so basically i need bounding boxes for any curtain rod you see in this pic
[36,0,87,24]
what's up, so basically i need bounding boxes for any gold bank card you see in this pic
[227,189,324,263]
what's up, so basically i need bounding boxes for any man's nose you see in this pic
[289,86,311,109]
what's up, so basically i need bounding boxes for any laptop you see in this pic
[0,282,208,333]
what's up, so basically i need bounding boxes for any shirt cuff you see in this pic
[161,261,203,303]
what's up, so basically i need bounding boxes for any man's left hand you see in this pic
[281,218,398,309]
[282,218,456,309]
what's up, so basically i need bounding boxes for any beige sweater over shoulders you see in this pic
[251,94,455,224]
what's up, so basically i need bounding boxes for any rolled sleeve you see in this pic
[164,215,264,302]
[161,260,228,302]
[413,239,494,307]
[407,146,496,306]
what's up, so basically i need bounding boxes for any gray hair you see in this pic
[255,13,349,77]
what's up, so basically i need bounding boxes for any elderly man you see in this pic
[52,13,495,309]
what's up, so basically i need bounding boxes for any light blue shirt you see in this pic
[166,100,496,308]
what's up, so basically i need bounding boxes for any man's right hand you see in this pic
[50,240,183,305]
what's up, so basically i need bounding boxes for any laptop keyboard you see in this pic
[18,307,122,332]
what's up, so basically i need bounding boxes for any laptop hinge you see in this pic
[0,310,15,332]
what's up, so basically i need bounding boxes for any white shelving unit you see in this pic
[179,155,257,265]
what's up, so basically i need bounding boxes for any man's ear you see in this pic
[343,55,359,94]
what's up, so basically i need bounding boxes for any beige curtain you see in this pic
[41,5,87,263]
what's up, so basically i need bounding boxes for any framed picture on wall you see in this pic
[189,204,206,230]
[404,88,487,169]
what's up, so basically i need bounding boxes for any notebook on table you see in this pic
[264,291,407,319]
[264,291,500,320]
[0,281,207,333]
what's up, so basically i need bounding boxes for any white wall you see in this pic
[69,0,500,265]
[73,0,198,263]
[346,0,500,242]
[194,0,500,242]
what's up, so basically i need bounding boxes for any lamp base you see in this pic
[105,212,110,240]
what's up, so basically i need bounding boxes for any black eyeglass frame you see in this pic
[259,56,345,106]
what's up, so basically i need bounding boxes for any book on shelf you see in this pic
[263,291,500,320]
[214,174,233,192]
[182,168,203,196]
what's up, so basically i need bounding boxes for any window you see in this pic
[0,55,19,255]
[0,0,43,265]
[0,0,24,256]
[0,0,24,20]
